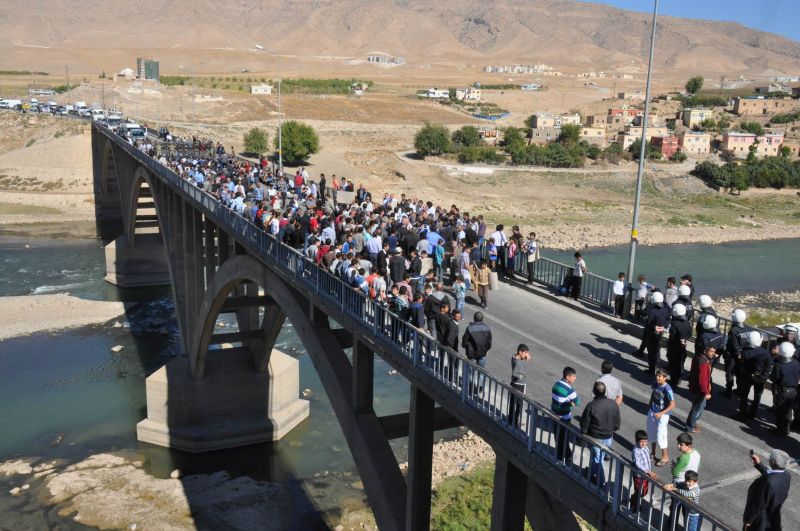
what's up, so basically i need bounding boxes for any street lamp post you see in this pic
[255,44,282,174]
[624,0,659,316]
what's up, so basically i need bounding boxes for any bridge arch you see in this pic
[124,165,161,243]
[99,141,121,210]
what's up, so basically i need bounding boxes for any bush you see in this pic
[414,123,451,157]
[243,127,269,155]
[280,78,373,95]
[685,76,704,95]
[276,121,320,165]
[451,126,482,149]
[587,145,602,160]
[160,76,190,87]
[671,151,688,162]
[556,124,581,144]
[770,111,800,124]
[501,127,526,153]
[510,143,585,168]
[627,138,660,160]
[691,158,800,190]
[740,121,765,136]
[677,94,727,107]
[458,146,505,164]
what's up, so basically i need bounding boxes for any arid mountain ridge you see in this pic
[2,0,799,76]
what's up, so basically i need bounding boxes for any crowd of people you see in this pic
[131,134,796,529]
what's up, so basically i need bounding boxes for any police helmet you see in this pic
[701,314,718,331]
[650,292,664,305]
[745,331,763,348]
[678,285,691,297]
[672,303,687,318]
[731,308,747,324]
[698,295,713,309]
[784,325,798,340]
[779,342,796,360]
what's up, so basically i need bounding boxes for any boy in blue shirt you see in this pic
[647,369,676,466]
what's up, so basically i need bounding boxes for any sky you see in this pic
[586,0,800,43]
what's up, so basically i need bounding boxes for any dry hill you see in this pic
[1,0,799,77]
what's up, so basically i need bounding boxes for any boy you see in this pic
[612,272,626,318]
[476,261,491,309]
[551,367,580,463]
[630,430,659,512]
[648,369,676,466]
[453,275,466,313]
[671,432,701,484]
[635,274,650,321]
[666,469,701,531]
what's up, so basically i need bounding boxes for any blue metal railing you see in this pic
[98,123,734,530]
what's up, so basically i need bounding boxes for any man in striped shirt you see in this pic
[552,366,581,462]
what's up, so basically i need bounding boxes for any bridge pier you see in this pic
[136,348,309,453]
[104,234,171,288]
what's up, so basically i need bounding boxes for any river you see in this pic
[0,230,797,528]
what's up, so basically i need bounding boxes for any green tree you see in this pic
[780,145,792,158]
[414,123,451,157]
[243,127,269,155]
[699,118,718,132]
[451,126,482,149]
[586,145,602,160]
[671,151,688,162]
[501,127,526,153]
[740,121,765,136]
[556,124,581,144]
[628,138,660,160]
[276,121,320,165]
[685,76,704,95]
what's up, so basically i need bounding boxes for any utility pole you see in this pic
[719,75,726,97]
[624,0,659,317]
[65,65,69,90]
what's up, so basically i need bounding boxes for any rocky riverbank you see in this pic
[715,290,800,327]
[0,294,126,340]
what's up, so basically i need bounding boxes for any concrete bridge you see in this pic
[91,123,741,530]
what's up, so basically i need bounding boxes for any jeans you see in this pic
[686,512,701,531]
[590,437,613,487]
[469,357,486,396]
[455,296,465,313]
[685,394,707,430]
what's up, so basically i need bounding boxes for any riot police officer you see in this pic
[667,303,692,387]
[696,314,725,359]
[769,343,800,437]
[694,295,717,344]
[675,284,694,322]
[723,308,749,397]
[737,331,771,420]
[643,291,671,375]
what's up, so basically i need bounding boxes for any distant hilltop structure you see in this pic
[366,53,405,65]
[136,57,160,81]
[483,64,552,74]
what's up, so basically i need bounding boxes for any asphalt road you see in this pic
[452,276,799,528]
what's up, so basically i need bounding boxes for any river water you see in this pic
[0,230,796,528]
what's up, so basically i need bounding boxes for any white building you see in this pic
[250,85,274,95]
[454,87,481,101]
[424,88,450,99]
[520,83,541,91]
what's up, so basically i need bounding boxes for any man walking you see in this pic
[580,381,621,487]
[596,360,624,406]
[508,344,531,428]
[685,345,716,433]
[743,449,791,531]
[769,343,800,437]
[551,367,580,463]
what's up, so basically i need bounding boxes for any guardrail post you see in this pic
[610,456,624,516]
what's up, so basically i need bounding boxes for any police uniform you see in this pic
[737,345,771,419]
[666,316,692,387]
[724,323,749,396]
[644,304,671,375]
[770,356,800,436]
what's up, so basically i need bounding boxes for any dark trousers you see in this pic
[527,260,536,282]
[556,418,574,462]
[724,353,739,392]
[775,393,796,435]
[738,378,764,417]
[570,275,582,300]
[614,294,625,317]
[667,347,686,387]
[646,332,662,374]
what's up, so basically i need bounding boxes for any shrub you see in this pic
[501,127,526,153]
[451,126,482,149]
[739,121,765,136]
[414,123,451,157]
[277,121,320,165]
[243,127,269,155]
[556,124,581,145]
[671,151,688,162]
[685,76,704,94]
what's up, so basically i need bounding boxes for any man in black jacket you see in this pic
[580,381,621,487]
[743,449,791,531]
[462,312,492,395]
[388,248,406,286]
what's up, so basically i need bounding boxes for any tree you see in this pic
[685,76,704,95]
[501,127,526,153]
[671,151,688,162]
[451,126,482,149]
[627,138,659,160]
[780,145,792,158]
[556,124,581,144]
[740,121,765,137]
[414,123,451,157]
[243,127,269,155]
[699,118,718,132]
[276,121,320,165]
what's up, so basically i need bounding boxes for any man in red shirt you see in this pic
[685,345,716,433]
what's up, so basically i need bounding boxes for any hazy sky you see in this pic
[587,0,799,43]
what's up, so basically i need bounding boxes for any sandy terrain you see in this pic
[0,294,125,340]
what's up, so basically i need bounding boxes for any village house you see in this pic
[607,107,643,128]
[733,96,800,116]
[650,136,679,159]
[423,88,450,99]
[754,83,789,95]
[781,138,800,158]
[616,126,670,150]
[618,91,644,101]
[529,112,580,129]
[454,87,481,101]
[721,131,784,158]
[678,131,711,156]
[579,126,607,147]
[682,108,714,128]
[366,54,404,65]
[529,127,561,145]
[584,114,608,128]
[793,87,800,99]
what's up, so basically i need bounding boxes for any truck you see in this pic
[90,109,106,121]
[0,99,23,109]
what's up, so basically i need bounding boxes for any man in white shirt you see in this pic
[490,224,508,278]
[613,272,626,317]
[571,251,587,300]
[596,360,624,406]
